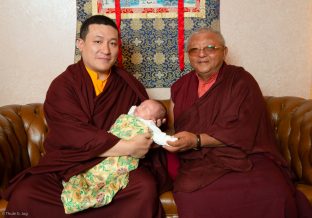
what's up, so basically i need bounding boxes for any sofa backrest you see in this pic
[0,104,47,190]
[1,96,312,192]
[264,96,312,185]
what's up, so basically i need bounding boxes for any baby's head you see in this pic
[134,99,166,122]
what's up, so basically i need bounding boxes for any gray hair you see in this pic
[186,27,226,48]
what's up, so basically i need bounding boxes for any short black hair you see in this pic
[79,15,118,40]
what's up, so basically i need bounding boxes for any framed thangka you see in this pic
[75,0,220,88]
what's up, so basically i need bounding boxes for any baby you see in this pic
[128,99,177,146]
[61,99,176,214]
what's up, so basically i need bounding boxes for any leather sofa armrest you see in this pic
[160,191,178,218]
[297,184,312,204]
[0,199,8,218]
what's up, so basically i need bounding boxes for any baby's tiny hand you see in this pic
[156,118,166,127]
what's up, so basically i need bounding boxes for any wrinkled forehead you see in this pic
[188,31,224,48]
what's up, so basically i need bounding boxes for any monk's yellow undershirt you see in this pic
[86,67,111,96]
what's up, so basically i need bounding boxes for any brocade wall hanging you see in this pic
[76,0,220,88]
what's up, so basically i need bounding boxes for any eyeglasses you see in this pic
[188,45,225,56]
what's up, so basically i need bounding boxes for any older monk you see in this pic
[164,27,312,218]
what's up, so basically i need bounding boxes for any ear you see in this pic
[76,38,84,52]
[223,46,228,57]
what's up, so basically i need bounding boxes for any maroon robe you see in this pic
[4,60,165,218]
[170,63,312,218]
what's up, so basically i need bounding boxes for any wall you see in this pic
[0,0,76,105]
[0,0,311,105]
[220,0,312,98]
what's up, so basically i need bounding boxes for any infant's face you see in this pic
[134,100,160,121]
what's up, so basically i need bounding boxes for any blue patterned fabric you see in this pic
[76,0,220,88]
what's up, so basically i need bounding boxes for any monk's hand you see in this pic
[163,131,197,152]
[128,133,153,158]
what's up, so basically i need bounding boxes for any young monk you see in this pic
[3,15,165,218]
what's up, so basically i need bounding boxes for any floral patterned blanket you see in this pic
[61,114,149,214]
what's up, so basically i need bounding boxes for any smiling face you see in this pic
[187,30,228,80]
[77,24,119,75]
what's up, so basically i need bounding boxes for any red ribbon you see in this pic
[114,0,123,66]
[178,0,185,71]
[97,1,102,13]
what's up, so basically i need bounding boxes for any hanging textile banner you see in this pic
[76,0,219,88]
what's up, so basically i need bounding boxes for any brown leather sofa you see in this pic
[1,96,312,218]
